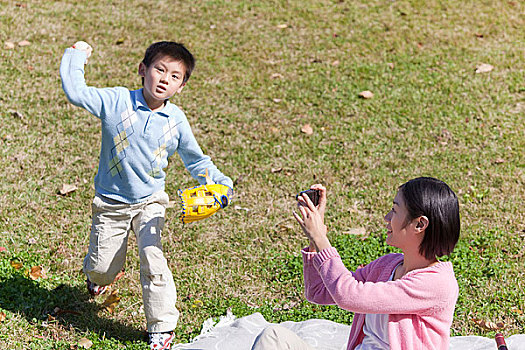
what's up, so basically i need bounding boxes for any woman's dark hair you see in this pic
[399,177,460,260]
[142,41,195,83]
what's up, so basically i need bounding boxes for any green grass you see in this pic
[1,0,524,348]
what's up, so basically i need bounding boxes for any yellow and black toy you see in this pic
[178,170,233,224]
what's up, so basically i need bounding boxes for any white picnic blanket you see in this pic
[174,311,525,350]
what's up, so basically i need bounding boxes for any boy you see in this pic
[60,41,233,350]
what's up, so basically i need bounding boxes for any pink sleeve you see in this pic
[302,247,369,305]
[313,247,457,315]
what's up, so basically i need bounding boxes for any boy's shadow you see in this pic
[0,274,144,343]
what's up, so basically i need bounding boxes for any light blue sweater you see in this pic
[60,48,233,204]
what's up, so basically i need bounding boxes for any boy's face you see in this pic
[138,54,186,110]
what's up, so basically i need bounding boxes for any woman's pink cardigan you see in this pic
[302,247,458,350]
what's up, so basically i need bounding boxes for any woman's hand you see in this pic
[294,186,331,252]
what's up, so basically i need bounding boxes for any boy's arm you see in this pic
[176,119,233,188]
[60,45,122,118]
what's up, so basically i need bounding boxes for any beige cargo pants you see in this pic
[83,191,178,333]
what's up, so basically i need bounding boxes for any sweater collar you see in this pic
[133,88,173,117]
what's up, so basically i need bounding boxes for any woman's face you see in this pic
[384,190,413,249]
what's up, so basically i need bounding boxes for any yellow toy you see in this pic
[178,169,233,224]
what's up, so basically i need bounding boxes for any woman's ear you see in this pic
[415,216,429,233]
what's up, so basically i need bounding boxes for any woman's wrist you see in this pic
[313,236,332,252]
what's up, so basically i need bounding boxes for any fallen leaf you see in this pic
[116,38,125,45]
[101,290,121,313]
[271,167,282,173]
[234,205,250,211]
[113,269,125,283]
[276,24,288,29]
[78,337,93,349]
[301,124,313,135]
[0,312,6,322]
[387,62,395,69]
[15,3,27,8]
[18,40,31,47]
[475,33,484,38]
[358,90,374,99]
[5,41,15,49]
[53,307,81,316]
[273,98,282,103]
[343,227,367,236]
[493,158,505,164]
[58,184,77,196]
[475,63,494,73]
[29,266,47,280]
[331,60,340,66]
[10,110,23,119]
[27,238,37,245]
[271,73,283,79]
[472,318,505,330]
[10,260,23,270]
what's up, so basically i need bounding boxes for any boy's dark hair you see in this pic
[399,177,460,260]
[142,41,195,84]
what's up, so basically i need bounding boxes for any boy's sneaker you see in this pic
[86,278,108,296]
[148,331,174,350]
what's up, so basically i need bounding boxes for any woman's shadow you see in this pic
[0,274,144,343]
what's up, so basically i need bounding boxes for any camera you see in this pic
[296,189,320,206]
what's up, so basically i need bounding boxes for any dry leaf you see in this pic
[0,312,6,322]
[10,260,23,270]
[58,184,77,196]
[271,167,282,173]
[358,90,374,99]
[28,266,47,280]
[102,290,121,313]
[18,40,31,47]
[54,307,81,316]
[343,227,367,236]
[276,24,288,29]
[116,38,125,45]
[273,98,282,103]
[113,270,125,283]
[78,337,93,349]
[494,158,505,164]
[332,60,340,66]
[301,124,313,135]
[387,62,395,69]
[472,318,505,330]
[27,238,37,245]
[475,63,494,73]
[234,205,250,211]
[5,41,15,49]
[271,73,283,79]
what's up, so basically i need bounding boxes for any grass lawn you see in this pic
[0,0,523,348]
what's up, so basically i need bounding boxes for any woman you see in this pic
[253,177,460,350]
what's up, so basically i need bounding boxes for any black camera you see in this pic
[296,189,320,206]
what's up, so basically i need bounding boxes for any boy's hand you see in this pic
[72,41,93,63]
